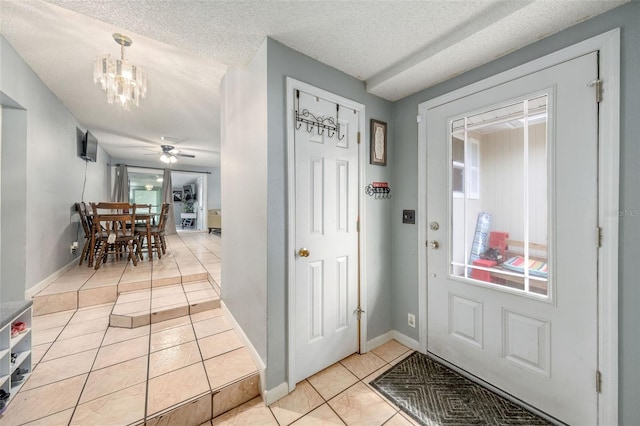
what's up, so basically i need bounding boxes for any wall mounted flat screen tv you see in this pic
[77,127,98,162]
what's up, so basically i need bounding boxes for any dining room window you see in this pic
[131,187,162,213]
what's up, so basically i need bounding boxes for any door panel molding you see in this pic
[286,77,366,392]
[417,29,619,425]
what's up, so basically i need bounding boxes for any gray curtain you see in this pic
[113,165,129,202]
[162,168,177,235]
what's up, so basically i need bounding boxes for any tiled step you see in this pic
[33,234,220,316]
[8,302,264,425]
[110,281,220,328]
[144,373,261,425]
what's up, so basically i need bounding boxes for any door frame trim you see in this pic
[417,29,620,425]
[285,77,367,392]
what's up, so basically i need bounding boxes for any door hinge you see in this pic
[357,131,361,144]
[596,370,602,393]
[357,219,360,233]
[587,79,603,103]
[354,306,365,320]
[597,226,603,248]
[416,115,422,123]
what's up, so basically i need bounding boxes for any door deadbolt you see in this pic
[429,222,440,231]
[298,248,310,257]
[429,240,440,249]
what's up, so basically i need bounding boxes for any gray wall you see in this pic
[220,40,269,366]
[1,105,27,302]
[390,2,639,422]
[0,36,111,298]
[265,39,394,389]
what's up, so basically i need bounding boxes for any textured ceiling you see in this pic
[0,0,626,167]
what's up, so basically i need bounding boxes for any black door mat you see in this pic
[369,352,554,425]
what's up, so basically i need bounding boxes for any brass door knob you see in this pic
[298,248,310,257]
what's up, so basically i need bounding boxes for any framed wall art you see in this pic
[370,119,387,166]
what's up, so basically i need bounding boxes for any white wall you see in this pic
[1,36,111,299]
[208,167,221,209]
[480,123,547,243]
[220,40,269,364]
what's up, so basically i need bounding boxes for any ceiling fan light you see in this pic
[169,155,177,163]
[160,153,171,163]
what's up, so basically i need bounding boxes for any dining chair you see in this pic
[133,204,154,259]
[75,202,94,266]
[156,203,171,255]
[135,203,169,259]
[90,202,140,270]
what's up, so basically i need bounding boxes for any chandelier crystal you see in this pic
[94,33,147,110]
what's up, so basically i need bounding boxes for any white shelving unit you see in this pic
[0,301,33,415]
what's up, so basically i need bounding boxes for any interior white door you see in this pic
[294,89,360,382]
[197,176,206,230]
[426,52,598,424]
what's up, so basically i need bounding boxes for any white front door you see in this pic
[293,88,361,383]
[426,52,598,424]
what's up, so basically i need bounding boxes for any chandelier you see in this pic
[94,33,147,110]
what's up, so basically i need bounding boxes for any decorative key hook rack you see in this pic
[295,90,345,140]
[366,182,391,200]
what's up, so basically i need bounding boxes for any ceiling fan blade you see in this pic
[176,153,196,158]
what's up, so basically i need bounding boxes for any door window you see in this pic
[450,95,549,296]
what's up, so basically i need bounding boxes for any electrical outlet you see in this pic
[408,313,416,328]
[70,245,77,254]
[72,241,78,249]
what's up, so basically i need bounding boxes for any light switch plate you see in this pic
[403,210,415,224]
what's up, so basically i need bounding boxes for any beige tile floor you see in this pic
[209,339,418,426]
[5,231,418,425]
[1,302,262,425]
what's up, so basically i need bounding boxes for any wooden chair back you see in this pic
[90,202,141,269]
[133,204,151,214]
[91,202,137,239]
[75,202,92,237]
[157,203,170,232]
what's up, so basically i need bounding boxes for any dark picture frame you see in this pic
[370,119,387,166]
[173,190,183,202]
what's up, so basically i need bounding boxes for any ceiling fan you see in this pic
[158,144,195,163]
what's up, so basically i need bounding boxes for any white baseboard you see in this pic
[25,258,79,299]
[262,381,289,406]
[391,330,421,352]
[220,301,266,371]
[220,301,268,399]
[365,330,394,352]
[366,329,422,354]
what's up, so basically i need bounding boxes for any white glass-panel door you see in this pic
[450,95,549,296]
